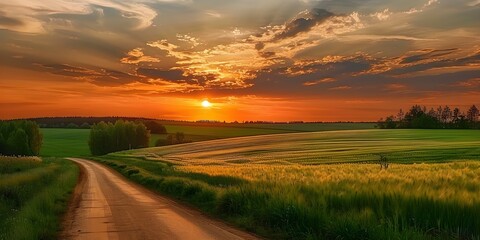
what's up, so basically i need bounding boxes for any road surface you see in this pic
[63,158,258,240]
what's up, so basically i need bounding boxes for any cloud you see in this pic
[121,48,160,64]
[386,83,408,90]
[273,8,334,40]
[303,77,336,86]
[330,85,352,90]
[0,14,23,27]
[370,9,392,21]
[456,78,480,88]
[399,48,458,64]
[365,48,480,76]
[0,0,160,33]
[176,34,201,48]
[37,63,140,86]
[137,68,184,81]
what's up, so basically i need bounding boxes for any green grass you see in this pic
[40,128,91,157]
[0,157,78,240]
[93,129,480,239]
[41,123,374,157]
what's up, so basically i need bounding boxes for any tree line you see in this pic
[89,120,150,155]
[377,104,479,129]
[0,120,43,156]
[24,117,167,134]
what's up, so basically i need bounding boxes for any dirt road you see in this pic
[63,158,258,240]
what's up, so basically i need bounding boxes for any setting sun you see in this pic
[201,100,211,108]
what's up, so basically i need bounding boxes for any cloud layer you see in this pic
[1,0,479,121]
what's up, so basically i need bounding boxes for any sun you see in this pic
[201,100,211,108]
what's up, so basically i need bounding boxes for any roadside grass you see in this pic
[0,157,78,240]
[93,129,480,239]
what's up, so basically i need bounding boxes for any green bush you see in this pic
[0,120,43,156]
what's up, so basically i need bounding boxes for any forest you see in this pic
[377,104,479,129]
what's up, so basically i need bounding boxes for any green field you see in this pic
[40,128,91,157]
[0,157,78,240]
[94,129,480,239]
[41,123,375,157]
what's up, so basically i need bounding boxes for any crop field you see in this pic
[0,156,78,240]
[97,129,480,239]
[40,123,374,157]
[123,129,480,165]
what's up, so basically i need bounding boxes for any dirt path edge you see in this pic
[59,159,87,239]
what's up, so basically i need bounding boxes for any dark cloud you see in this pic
[387,51,480,76]
[255,42,265,50]
[136,67,217,86]
[137,68,184,81]
[39,64,97,77]
[274,8,334,40]
[0,14,23,27]
[37,63,141,86]
[93,69,140,86]
[259,51,276,58]
[400,48,458,64]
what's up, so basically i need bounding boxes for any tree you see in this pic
[396,109,404,122]
[0,120,42,156]
[88,120,150,156]
[66,123,79,128]
[143,121,167,134]
[441,106,452,127]
[467,105,479,123]
[7,129,30,156]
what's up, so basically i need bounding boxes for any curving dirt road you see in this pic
[62,158,258,240]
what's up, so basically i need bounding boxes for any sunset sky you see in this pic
[1,0,479,121]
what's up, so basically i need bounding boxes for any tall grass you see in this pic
[96,130,480,239]
[0,157,78,240]
[94,155,480,239]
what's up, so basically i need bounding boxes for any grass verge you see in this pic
[0,157,78,240]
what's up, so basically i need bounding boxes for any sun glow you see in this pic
[201,100,211,108]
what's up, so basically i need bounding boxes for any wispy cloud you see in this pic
[121,48,160,64]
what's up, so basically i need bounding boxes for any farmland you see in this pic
[40,122,375,157]
[94,129,480,239]
[0,157,78,240]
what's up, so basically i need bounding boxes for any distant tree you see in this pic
[155,138,168,146]
[467,105,479,123]
[80,122,90,129]
[165,132,191,145]
[66,123,79,128]
[441,106,452,124]
[89,120,150,156]
[143,121,167,134]
[384,116,396,129]
[396,109,405,122]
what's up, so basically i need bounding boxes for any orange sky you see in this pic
[1,0,479,121]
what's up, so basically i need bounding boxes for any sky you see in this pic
[1,0,479,122]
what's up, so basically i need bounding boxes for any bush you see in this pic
[0,120,43,156]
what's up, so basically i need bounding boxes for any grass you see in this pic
[41,123,374,157]
[93,129,480,239]
[40,128,91,157]
[0,156,78,240]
